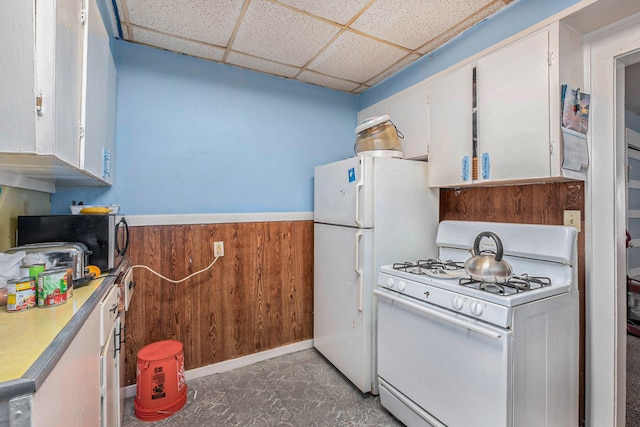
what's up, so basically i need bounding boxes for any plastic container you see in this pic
[354,114,403,156]
[134,340,187,421]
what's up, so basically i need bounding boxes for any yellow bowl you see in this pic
[80,207,112,214]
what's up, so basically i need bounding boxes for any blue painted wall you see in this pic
[52,0,581,215]
[51,41,357,215]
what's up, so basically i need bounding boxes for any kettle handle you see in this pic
[472,231,504,261]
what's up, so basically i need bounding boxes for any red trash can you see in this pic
[134,340,187,421]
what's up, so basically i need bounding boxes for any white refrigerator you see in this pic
[313,154,439,394]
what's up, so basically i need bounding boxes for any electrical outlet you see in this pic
[214,241,224,257]
[563,210,581,232]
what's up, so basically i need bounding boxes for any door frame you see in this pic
[585,13,640,426]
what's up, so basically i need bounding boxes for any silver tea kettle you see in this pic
[464,231,513,284]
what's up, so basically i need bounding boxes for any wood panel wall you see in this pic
[123,182,585,424]
[123,220,314,386]
[439,181,585,425]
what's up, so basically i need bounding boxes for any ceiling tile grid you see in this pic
[114,0,513,93]
[231,0,340,67]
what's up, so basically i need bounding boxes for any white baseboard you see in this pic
[124,212,313,226]
[123,339,314,399]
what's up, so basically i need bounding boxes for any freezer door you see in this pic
[314,223,374,393]
[314,156,373,228]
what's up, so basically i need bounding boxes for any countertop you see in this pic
[0,262,125,401]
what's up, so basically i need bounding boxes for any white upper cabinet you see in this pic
[388,86,429,160]
[427,21,584,187]
[428,64,474,187]
[0,0,115,192]
[476,28,554,183]
[82,0,116,184]
[357,84,430,160]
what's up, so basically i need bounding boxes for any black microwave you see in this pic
[17,215,129,272]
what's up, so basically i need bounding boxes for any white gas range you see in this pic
[375,220,579,427]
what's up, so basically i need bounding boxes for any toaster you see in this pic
[4,242,91,282]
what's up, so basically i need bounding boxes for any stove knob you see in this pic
[452,296,464,311]
[386,277,395,288]
[398,280,406,292]
[470,301,484,316]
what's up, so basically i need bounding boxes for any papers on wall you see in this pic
[560,84,590,173]
[561,128,589,172]
[561,84,590,134]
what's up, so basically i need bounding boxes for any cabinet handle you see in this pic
[114,325,125,358]
[109,303,118,314]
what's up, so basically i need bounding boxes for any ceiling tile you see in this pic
[297,70,361,92]
[114,0,513,93]
[231,0,340,67]
[308,30,408,83]
[124,0,244,46]
[277,0,371,25]
[365,53,420,86]
[130,27,225,62]
[226,51,300,78]
[417,1,507,54]
[351,0,496,50]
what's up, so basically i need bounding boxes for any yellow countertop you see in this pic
[0,279,104,383]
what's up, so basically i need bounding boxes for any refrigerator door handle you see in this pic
[354,162,364,227]
[354,230,364,312]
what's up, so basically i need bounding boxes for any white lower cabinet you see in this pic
[15,285,124,427]
[31,302,101,426]
[99,285,123,427]
[101,315,121,427]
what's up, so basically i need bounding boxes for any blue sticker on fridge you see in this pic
[348,167,356,183]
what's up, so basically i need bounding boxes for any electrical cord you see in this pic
[124,256,220,284]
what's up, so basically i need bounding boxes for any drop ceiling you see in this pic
[113,0,514,93]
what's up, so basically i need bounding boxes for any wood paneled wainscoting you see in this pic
[123,219,314,386]
[439,182,585,425]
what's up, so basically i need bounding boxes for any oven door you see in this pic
[375,288,513,427]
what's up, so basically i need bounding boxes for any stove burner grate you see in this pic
[393,259,465,275]
[459,274,551,295]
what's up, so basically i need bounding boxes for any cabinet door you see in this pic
[358,103,388,125]
[49,0,85,166]
[101,315,121,427]
[388,86,429,160]
[81,0,116,183]
[32,301,101,426]
[477,29,551,182]
[0,2,36,152]
[428,64,473,187]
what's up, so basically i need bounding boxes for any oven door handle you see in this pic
[374,289,502,340]
[354,230,364,312]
